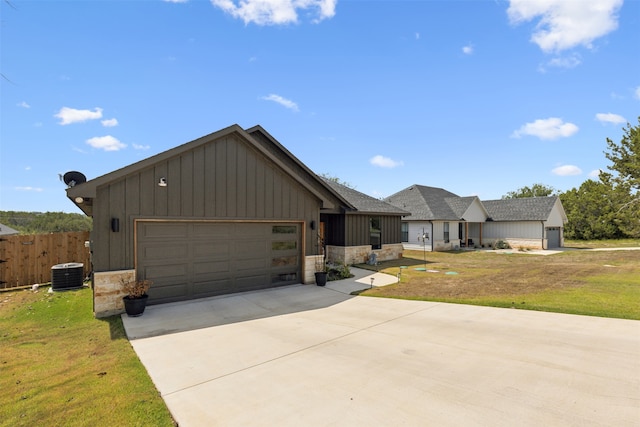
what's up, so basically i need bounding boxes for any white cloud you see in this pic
[552,165,582,176]
[101,118,119,127]
[415,32,420,40]
[596,113,626,125]
[635,86,640,100]
[25,166,32,171]
[507,0,623,53]
[539,53,581,72]
[15,186,43,192]
[370,155,404,169]
[261,94,299,111]
[511,117,578,140]
[462,44,473,55]
[164,0,188,3]
[86,135,126,151]
[55,107,103,125]
[211,0,336,25]
[17,101,30,108]
[132,143,151,150]
[588,169,601,178]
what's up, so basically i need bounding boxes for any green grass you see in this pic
[358,247,640,320]
[0,287,174,427]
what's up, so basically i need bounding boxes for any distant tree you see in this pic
[319,173,355,189]
[560,176,628,240]
[0,211,92,234]
[502,183,558,199]
[603,117,640,237]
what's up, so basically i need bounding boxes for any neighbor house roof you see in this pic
[321,178,409,216]
[383,185,462,220]
[0,223,19,236]
[483,196,562,221]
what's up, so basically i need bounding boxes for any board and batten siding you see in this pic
[91,134,322,272]
[344,215,401,247]
[483,222,543,240]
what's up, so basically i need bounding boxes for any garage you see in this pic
[136,221,301,304]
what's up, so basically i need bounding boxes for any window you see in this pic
[401,222,409,242]
[370,216,381,250]
[443,222,450,243]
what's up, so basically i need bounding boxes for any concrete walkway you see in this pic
[123,268,640,426]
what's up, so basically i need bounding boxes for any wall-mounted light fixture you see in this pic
[74,197,84,204]
[310,220,316,230]
[111,218,120,233]
[158,177,167,187]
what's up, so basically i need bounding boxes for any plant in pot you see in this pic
[314,233,328,286]
[315,258,328,286]
[121,278,152,317]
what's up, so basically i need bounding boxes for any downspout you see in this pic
[541,221,545,250]
[429,221,434,251]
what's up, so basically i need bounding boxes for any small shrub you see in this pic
[327,263,353,281]
[494,240,510,250]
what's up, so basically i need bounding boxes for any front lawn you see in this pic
[357,248,640,320]
[0,287,175,427]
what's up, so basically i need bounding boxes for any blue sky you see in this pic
[1,0,638,213]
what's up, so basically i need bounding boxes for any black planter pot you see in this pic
[123,294,149,317]
[315,271,328,287]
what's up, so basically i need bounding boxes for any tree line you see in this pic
[0,211,92,234]
[504,118,639,240]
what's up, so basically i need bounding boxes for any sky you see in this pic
[1,0,638,214]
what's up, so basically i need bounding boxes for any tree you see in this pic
[318,173,355,189]
[502,183,558,199]
[560,176,628,240]
[603,117,640,237]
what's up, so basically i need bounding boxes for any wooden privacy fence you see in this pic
[0,232,91,289]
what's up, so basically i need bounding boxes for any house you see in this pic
[384,184,567,251]
[0,223,20,237]
[66,124,405,317]
[482,197,567,249]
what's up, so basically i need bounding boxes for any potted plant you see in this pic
[315,259,328,286]
[121,278,152,317]
[314,232,328,286]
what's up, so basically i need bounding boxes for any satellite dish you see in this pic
[63,171,87,187]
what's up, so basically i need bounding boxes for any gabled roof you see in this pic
[67,124,348,216]
[483,196,565,221]
[0,223,19,236]
[321,178,409,216]
[384,185,462,220]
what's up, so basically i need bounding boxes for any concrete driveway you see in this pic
[123,269,640,426]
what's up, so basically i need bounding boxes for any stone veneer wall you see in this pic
[93,269,134,318]
[303,255,324,284]
[327,243,403,265]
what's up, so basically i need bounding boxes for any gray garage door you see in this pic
[547,227,561,249]
[137,221,301,305]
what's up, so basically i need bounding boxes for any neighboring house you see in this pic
[384,184,567,251]
[0,223,20,236]
[66,124,404,317]
[482,197,567,249]
[320,178,408,265]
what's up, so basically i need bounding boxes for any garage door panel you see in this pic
[193,260,230,275]
[192,223,232,238]
[236,274,270,292]
[140,223,189,239]
[192,279,234,296]
[137,221,301,304]
[149,282,189,301]
[192,241,230,259]
[141,243,189,261]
